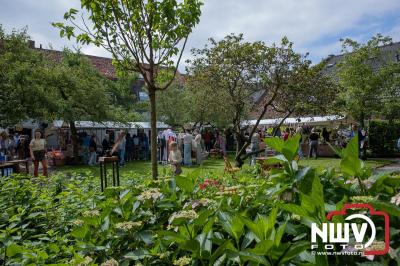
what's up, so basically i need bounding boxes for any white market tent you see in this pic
[241,115,345,127]
[48,120,170,149]
[52,120,169,130]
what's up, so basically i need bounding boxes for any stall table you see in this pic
[0,159,29,176]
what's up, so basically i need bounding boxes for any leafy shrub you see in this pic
[0,136,400,265]
[369,120,400,157]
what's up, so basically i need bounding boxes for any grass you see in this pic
[55,155,392,178]
[298,158,391,172]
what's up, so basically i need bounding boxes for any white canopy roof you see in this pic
[52,120,169,129]
[242,115,345,127]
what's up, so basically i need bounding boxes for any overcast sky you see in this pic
[1,0,400,72]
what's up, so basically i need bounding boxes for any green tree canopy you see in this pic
[0,25,56,127]
[186,34,337,166]
[54,0,203,178]
[336,34,400,126]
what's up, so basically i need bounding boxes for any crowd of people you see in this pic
[72,131,151,167]
[256,124,369,159]
[1,123,389,178]
[0,132,31,160]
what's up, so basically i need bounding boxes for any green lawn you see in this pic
[298,157,391,171]
[55,156,391,177]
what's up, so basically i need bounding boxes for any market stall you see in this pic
[242,115,350,158]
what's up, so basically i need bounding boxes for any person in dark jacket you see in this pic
[308,128,319,159]
[125,133,134,162]
[102,134,111,155]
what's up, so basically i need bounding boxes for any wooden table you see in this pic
[99,156,120,191]
[0,159,29,176]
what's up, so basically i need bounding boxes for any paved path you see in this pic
[374,159,400,174]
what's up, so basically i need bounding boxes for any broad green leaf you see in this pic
[180,239,200,252]
[124,249,151,260]
[6,243,23,257]
[282,134,301,161]
[264,137,284,153]
[238,250,271,265]
[247,239,274,256]
[175,174,195,194]
[278,241,309,265]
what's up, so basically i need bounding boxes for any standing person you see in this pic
[142,133,149,160]
[132,134,139,160]
[102,134,110,155]
[350,125,364,158]
[218,131,227,156]
[29,130,48,177]
[308,128,319,159]
[194,130,202,165]
[0,132,7,155]
[296,126,303,159]
[125,133,134,162]
[183,129,193,166]
[82,133,91,164]
[250,131,260,165]
[117,131,126,166]
[88,134,98,166]
[322,128,330,143]
[13,133,20,157]
[203,130,212,152]
[283,128,290,141]
[168,142,182,175]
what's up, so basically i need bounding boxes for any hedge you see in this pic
[369,120,400,157]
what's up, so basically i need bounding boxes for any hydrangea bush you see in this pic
[1,137,400,265]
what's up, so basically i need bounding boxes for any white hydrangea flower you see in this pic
[173,256,191,266]
[115,221,143,231]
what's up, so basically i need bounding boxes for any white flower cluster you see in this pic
[73,219,84,226]
[158,251,171,259]
[100,258,119,266]
[169,210,198,224]
[82,210,100,217]
[77,256,93,266]
[137,188,162,201]
[350,196,375,203]
[173,256,191,266]
[115,221,143,231]
[391,193,400,206]
[183,198,211,209]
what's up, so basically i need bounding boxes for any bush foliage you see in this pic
[369,120,400,157]
[1,136,400,265]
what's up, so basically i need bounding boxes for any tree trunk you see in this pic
[69,120,79,164]
[272,110,293,136]
[149,88,158,179]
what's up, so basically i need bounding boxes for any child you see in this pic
[168,142,182,175]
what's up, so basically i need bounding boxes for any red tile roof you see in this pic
[36,48,117,79]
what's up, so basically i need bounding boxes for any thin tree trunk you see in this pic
[234,93,278,167]
[272,110,293,136]
[69,120,79,164]
[149,88,158,179]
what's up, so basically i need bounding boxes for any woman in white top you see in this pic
[194,130,202,165]
[29,130,48,177]
[168,142,182,175]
